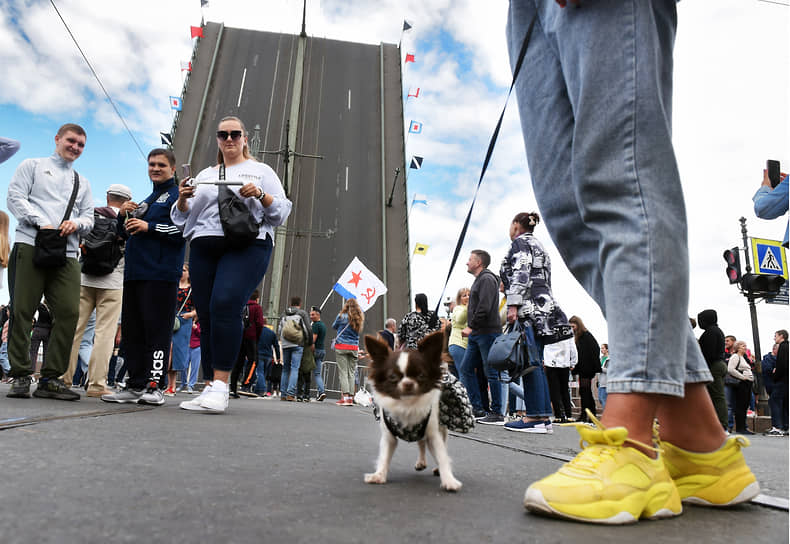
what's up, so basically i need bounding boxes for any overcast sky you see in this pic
[0,0,787,353]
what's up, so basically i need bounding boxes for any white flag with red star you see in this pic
[332,257,387,312]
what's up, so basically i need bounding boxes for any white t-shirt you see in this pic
[542,337,577,368]
[170,159,292,242]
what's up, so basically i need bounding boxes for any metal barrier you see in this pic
[319,360,370,396]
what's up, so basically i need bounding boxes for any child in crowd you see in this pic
[267,360,282,398]
[296,345,315,402]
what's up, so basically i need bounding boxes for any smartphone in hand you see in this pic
[767,160,781,188]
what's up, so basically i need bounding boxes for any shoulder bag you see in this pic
[217,164,260,248]
[33,172,80,268]
[488,319,542,383]
[173,287,192,332]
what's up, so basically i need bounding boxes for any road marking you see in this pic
[237,67,247,108]
[345,166,349,191]
[348,89,351,110]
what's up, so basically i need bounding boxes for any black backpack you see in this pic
[81,209,123,276]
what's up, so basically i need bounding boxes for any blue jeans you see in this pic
[506,1,711,396]
[184,346,201,389]
[189,236,273,375]
[255,356,272,394]
[78,310,96,375]
[459,333,502,414]
[281,346,303,397]
[598,386,608,410]
[447,344,465,379]
[313,348,326,394]
[725,384,736,430]
[0,341,9,374]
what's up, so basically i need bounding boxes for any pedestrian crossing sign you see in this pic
[750,238,787,279]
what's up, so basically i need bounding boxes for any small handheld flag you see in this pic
[414,243,429,256]
[332,257,388,312]
[405,53,415,63]
[408,120,422,134]
[170,96,182,111]
[410,156,423,170]
[190,25,204,39]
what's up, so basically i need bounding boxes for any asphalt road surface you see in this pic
[0,384,787,544]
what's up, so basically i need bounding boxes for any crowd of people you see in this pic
[1,0,788,526]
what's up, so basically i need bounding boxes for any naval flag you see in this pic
[332,257,388,312]
[410,156,423,169]
[408,120,422,134]
[170,96,182,111]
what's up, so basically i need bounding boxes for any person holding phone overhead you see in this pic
[754,161,788,248]
[173,116,292,414]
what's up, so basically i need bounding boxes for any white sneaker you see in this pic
[139,383,165,406]
[199,382,229,413]
[179,384,212,411]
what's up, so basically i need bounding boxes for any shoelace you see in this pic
[563,409,663,475]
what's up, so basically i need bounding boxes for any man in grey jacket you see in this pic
[6,123,94,400]
[458,249,504,424]
[278,296,312,401]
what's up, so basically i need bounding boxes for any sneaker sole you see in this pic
[138,398,165,406]
[32,390,80,401]
[6,391,31,398]
[682,481,760,507]
[101,397,140,404]
[477,420,506,426]
[524,485,682,525]
[505,426,548,434]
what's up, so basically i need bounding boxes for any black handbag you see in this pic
[33,172,80,268]
[217,164,260,248]
[488,320,541,383]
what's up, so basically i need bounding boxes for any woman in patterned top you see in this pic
[500,212,574,433]
[398,293,440,350]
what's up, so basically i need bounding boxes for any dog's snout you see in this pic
[399,378,417,394]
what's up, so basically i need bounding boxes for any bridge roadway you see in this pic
[173,23,410,332]
[0,386,786,543]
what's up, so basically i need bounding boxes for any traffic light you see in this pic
[741,273,786,297]
[723,248,741,284]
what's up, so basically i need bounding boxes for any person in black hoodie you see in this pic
[697,309,728,430]
[773,329,789,433]
[569,315,601,422]
[102,148,185,406]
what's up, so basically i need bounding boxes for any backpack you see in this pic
[282,318,304,343]
[80,209,123,276]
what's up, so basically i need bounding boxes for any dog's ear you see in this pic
[364,334,390,365]
[417,330,444,367]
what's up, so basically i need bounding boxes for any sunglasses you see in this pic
[216,130,243,141]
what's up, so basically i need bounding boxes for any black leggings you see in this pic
[545,367,573,419]
[733,379,752,433]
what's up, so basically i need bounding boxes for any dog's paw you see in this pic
[414,460,427,471]
[441,477,462,492]
[364,472,387,484]
[433,467,440,477]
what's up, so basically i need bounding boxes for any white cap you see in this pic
[106,184,132,200]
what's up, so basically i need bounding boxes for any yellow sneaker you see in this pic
[524,411,682,524]
[661,436,760,506]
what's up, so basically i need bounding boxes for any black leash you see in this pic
[432,13,538,316]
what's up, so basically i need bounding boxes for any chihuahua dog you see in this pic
[363,330,462,492]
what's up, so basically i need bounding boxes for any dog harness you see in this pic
[373,374,475,442]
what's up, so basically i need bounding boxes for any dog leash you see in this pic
[432,13,537,316]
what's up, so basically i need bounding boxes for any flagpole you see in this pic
[319,287,335,311]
